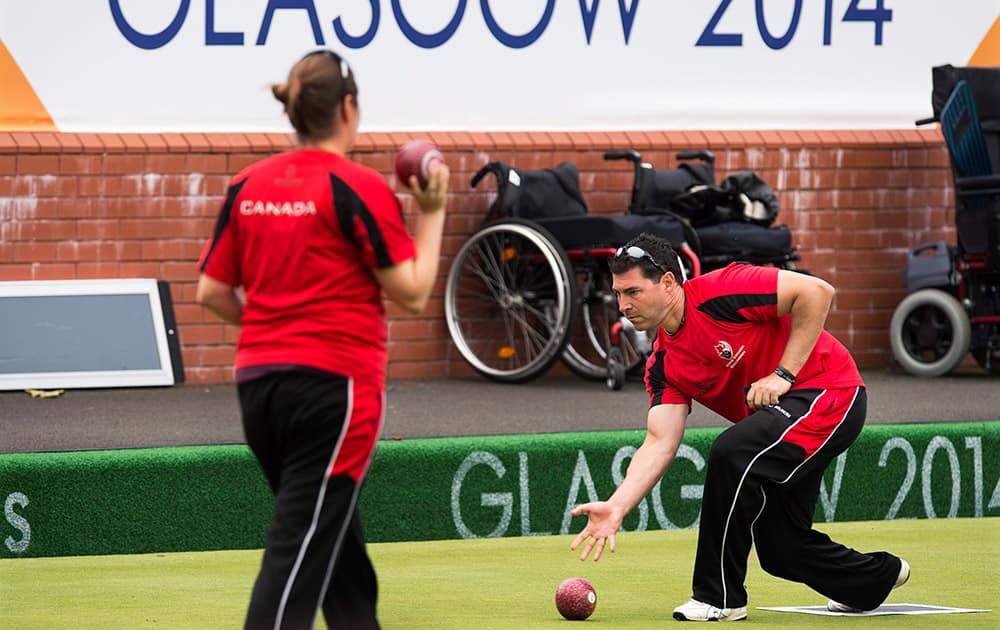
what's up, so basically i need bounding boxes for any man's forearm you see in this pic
[607,440,677,513]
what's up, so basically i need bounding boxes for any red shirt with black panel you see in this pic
[198,149,415,386]
[645,263,864,423]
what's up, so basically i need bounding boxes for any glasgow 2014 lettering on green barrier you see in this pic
[4,492,31,553]
[444,432,1000,540]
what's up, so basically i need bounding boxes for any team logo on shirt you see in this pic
[714,341,733,359]
[715,340,746,369]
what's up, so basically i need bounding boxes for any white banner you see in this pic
[0,1,997,132]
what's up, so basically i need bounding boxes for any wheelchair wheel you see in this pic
[561,268,650,381]
[889,289,971,377]
[445,219,574,383]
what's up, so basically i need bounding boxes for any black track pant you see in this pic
[691,387,903,611]
[239,371,382,630]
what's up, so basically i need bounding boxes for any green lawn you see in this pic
[2,518,997,629]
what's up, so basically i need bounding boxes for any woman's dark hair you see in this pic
[271,49,359,142]
[608,233,684,283]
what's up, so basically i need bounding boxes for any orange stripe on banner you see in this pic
[0,38,56,131]
[968,14,1000,66]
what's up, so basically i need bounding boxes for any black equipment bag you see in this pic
[470,161,587,222]
[634,162,715,212]
[669,171,780,228]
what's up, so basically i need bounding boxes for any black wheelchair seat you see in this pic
[696,223,792,262]
[535,214,685,251]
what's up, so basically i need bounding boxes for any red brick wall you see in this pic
[0,129,953,382]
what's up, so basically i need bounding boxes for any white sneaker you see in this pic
[827,558,910,613]
[672,598,747,622]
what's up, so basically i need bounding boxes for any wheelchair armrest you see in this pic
[955,175,1000,197]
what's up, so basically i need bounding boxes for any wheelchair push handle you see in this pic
[675,150,715,165]
[909,241,949,257]
[603,149,642,163]
[604,150,648,211]
[470,161,509,189]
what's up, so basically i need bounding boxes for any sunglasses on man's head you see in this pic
[615,246,667,275]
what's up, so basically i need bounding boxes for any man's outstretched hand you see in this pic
[569,501,626,561]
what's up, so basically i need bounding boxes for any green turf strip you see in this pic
[3,422,999,558]
[2,518,997,629]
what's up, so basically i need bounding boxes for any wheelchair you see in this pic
[889,67,1000,376]
[446,149,802,389]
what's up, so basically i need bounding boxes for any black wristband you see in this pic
[774,365,797,384]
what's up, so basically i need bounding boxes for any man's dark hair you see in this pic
[608,233,684,283]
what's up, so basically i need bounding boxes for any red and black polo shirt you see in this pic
[646,263,864,423]
[198,149,415,385]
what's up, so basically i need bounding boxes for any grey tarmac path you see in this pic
[0,368,997,454]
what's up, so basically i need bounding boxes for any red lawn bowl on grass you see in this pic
[555,577,597,620]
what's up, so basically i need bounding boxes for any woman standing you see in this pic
[196,49,448,629]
